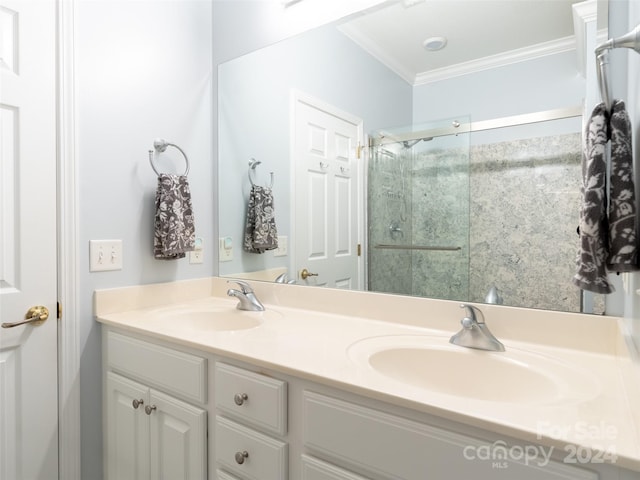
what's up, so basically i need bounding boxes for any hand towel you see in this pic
[607,100,638,271]
[573,103,613,294]
[154,174,196,260]
[243,185,278,254]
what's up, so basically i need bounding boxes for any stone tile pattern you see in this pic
[469,133,584,312]
[368,132,601,313]
[411,146,470,302]
[367,146,413,295]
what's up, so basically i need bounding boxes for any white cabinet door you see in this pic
[149,390,207,480]
[304,391,599,480]
[302,455,372,480]
[106,372,206,480]
[105,372,151,480]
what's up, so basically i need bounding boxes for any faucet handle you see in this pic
[460,303,485,328]
[227,280,253,294]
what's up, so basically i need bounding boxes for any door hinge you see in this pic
[57,302,62,319]
[357,244,362,256]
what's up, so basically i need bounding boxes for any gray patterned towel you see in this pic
[607,100,638,272]
[243,185,278,254]
[573,103,613,294]
[154,174,196,260]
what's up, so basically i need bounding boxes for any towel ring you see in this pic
[148,138,190,177]
[248,158,274,188]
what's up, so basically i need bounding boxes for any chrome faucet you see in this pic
[227,280,265,311]
[484,285,503,305]
[274,273,296,284]
[449,304,505,352]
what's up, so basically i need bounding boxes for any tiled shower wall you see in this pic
[468,133,582,312]
[411,146,470,301]
[368,146,414,295]
[369,132,588,313]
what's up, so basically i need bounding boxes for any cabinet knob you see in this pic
[234,450,249,464]
[144,404,157,415]
[132,399,144,409]
[234,393,248,406]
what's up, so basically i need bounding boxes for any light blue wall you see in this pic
[76,1,213,478]
[413,51,585,123]
[75,1,640,476]
[218,24,412,276]
[412,50,585,145]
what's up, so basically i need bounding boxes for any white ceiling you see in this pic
[339,0,586,85]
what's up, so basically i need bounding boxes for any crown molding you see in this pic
[414,35,576,86]
[341,19,579,87]
[338,22,416,85]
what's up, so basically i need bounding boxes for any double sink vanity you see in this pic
[95,277,640,480]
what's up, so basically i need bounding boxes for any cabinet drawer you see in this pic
[217,470,242,480]
[302,455,371,480]
[107,331,206,404]
[303,391,598,480]
[215,362,287,435]
[215,416,287,480]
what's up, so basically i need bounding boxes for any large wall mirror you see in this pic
[218,0,608,314]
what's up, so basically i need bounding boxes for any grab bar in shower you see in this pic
[374,244,461,252]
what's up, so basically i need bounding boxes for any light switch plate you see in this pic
[274,236,288,257]
[89,240,123,272]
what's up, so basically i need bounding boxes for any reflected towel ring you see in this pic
[248,158,274,188]
[148,138,190,176]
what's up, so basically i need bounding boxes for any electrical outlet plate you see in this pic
[89,240,123,272]
[189,237,204,264]
[189,250,204,264]
[219,237,233,262]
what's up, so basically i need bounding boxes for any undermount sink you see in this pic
[148,303,281,332]
[348,335,600,405]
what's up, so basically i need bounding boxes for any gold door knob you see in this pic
[2,306,50,328]
[300,269,318,280]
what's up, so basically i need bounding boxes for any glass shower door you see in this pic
[368,117,471,300]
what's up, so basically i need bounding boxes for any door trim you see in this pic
[57,1,81,478]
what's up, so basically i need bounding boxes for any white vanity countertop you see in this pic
[95,277,640,472]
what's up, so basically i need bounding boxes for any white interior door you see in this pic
[293,93,363,289]
[0,1,59,479]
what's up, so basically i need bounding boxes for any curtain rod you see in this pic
[370,105,583,147]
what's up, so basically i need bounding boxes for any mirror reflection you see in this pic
[218,0,606,313]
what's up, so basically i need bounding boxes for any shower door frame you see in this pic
[367,105,585,306]
[370,106,583,147]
